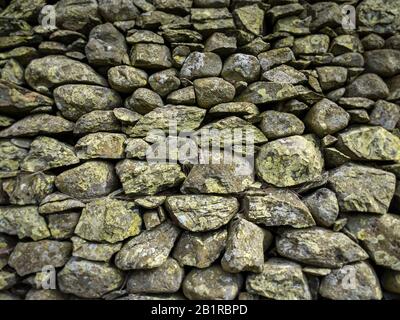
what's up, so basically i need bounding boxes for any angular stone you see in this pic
[126,88,163,115]
[58,258,124,299]
[183,265,243,300]
[233,4,264,35]
[48,212,80,239]
[0,0,46,22]
[388,74,400,101]
[75,133,126,160]
[193,77,235,109]
[148,69,180,97]
[332,52,364,68]
[244,189,315,228]
[130,44,172,69]
[126,30,164,45]
[221,54,260,84]
[276,227,368,268]
[293,35,330,55]
[25,55,107,94]
[221,218,265,273]
[0,271,17,290]
[258,48,295,71]
[369,100,400,130]
[8,240,71,276]
[246,258,312,300]
[256,135,324,187]
[75,198,141,243]
[108,66,147,93]
[74,110,121,135]
[127,258,184,294]
[357,0,400,34]
[259,110,305,139]
[262,65,306,84]
[54,84,122,121]
[55,161,119,199]
[115,221,180,270]
[72,236,122,262]
[166,195,239,232]
[208,102,259,120]
[319,261,382,300]
[179,51,222,80]
[304,98,350,137]
[0,140,27,171]
[338,97,375,109]
[116,160,185,195]
[316,66,348,91]
[336,126,400,161]
[237,81,297,104]
[303,188,339,228]
[346,213,400,271]
[346,73,389,100]
[21,136,79,172]
[173,229,227,268]
[364,49,400,77]
[98,0,139,22]
[0,114,74,138]
[167,86,196,105]
[0,206,50,240]
[204,32,237,55]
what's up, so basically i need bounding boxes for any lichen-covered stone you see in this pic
[48,212,80,239]
[74,110,121,135]
[39,192,85,215]
[125,88,164,115]
[8,240,71,276]
[194,77,236,109]
[369,100,400,130]
[258,48,295,71]
[237,81,298,104]
[148,69,181,97]
[381,270,400,294]
[131,43,172,69]
[221,54,260,84]
[364,49,400,77]
[316,66,348,91]
[71,236,122,262]
[256,135,324,187]
[75,133,126,160]
[75,198,141,243]
[179,51,222,80]
[183,265,243,300]
[293,35,330,55]
[0,271,18,290]
[208,102,259,120]
[303,188,339,228]
[108,66,148,93]
[262,65,307,85]
[115,221,180,270]
[233,4,264,35]
[246,258,312,300]
[55,161,119,199]
[346,73,389,100]
[165,195,239,232]
[259,110,305,139]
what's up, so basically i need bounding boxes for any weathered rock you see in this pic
[125,138,150,159]
[316,66,348,91]
[180,51,222,80]
[293,35,330,55]
[75,198,141,243]
[0,0,46,22]
[126,88,163,115]
[319,261,382,300]
[346,74,389,100]
[165,195,239,232]
[126,258,184,294]
[25,289,67,300]
[115,221,180,270]
[130,44,172,69]
[8,240,71,276]
[237,81,298,104]
[58,258,124,298]
[256,135,324,187]
[38,193,84,215]
[148,69,181,97]
[364,49,400,77]
[303,188,339,228]
[246,258,312,300]
[194,77,236,109]
[208,102,259,120]
[276,227,368,268]
[233,4,264,35]
[182,265,243,300]
[258,48,295,71]
[381,270,400,294]
[259,111,305,139]
[98,0,140,22]
[55,161,119,199]
[204,32,236,55]
[262,65,307,85]
[357,0,400,34]
[108,66,148,93]
[369,100,400,130]
[116,160,185,195]
[0,140,27,171]
[0,271,18,290]
[221,54,260,84]
[47,212,80,239]
[243,189,315,228]
[167,86,196,105]
[75,133,126,160]
[173,228,227,268]
[72,236,122,262]
[74,110,121,135]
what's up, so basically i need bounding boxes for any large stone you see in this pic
[130,44,172,69]
[0,0,46,22]
[165,195,239,232]
[276,227,368,268]
[74,110,121,135]
[237,81,298,104]
[243,189,315,228]
[293,35,330,55]
[75,133,126,160]
[194,77,236,109]
[0,140,27,171]
[357,0,400,34]
[126,88,163,115]
[364,49,400,77]
[233,4,264,35]
[346,74,389,100]
[179,52,222,80]
[75,198,141,243]
[316,66,348,92]
[108,66,148,93]
[148,69,181,97]
[55,161,119,199]
[258,48,295,71]
[246,258,312,300]
[72,236,122,262]
[369,100,400,130]
[303,188,339,228]
[47,212,80,239]
[8,240,71,276]
[256,135,324,187]
[98,0,140,22]
[259,111,305,139]
[221,54,260,84]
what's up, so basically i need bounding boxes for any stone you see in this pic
[204,32,237,55]
[21,136,79,172]
[25,55,107,94]
[130,44,172,69]
[330,35,363,55]
[319,261,382,300]
[8,240,71,276]
[233,4,264,35]
[126,258,184,294]
[126,88,163,115]
[246,258,312,300]
[180,51,222,80]
[381,270,400,294]
[336,126,400,161]
[316,66,348,91]
[47,212,80,239]
[182,265,243,300]
[116,160,185,195]
[166,195,239,232]
[357,0,400,34]
[276,227,368,268]
[243,189,315,228]
[362,34,385,50]
[75,198,141,243]
[388,75,400,101]
[369,100,400,130]
[58,258,124,299]
[98,0,140,22]
[262,65,306,84]
[115,221,180,270]
[74,110,121,135]
[258,48,295,71]
[346,74,389,100]
[125,138,150,159]
[221,217,265,273]
[75,133,126,160]
[172,229,227,268]
[54,84,122,121]
[259,110,305,139]
[221,54,260,84]
[267,4,305,24]
[0,140,27,171]
[304,98,350,137]
[25,289,67,300]
[328,163,396,214]
[0,0,46,22]
[236,81,298,104]
[332,53,364,68]
[293,35,330,55]
[55,161,119,200]
[208,102,259,120]
[167,87,196,105]
[346,213,400,271]
[72,237,122,262]
[0,206,50,240]
[194,77,236,108]
[364,49,400,77]
[338,97,375,109]
[0,271,18,290]
[108,66,148,93]
[256,135,324,187]
[303,188,339,228]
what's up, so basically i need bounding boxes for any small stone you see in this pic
[173,229,227,268]
[47,212,80,239]
[58,258,124,299]
[233,4,264,35]
[361,34,385,50]
[130,43,172,69]
[258,48,294,71]
[208,102,259,120]
[316,66,348,91]
[293,35,330,55]
[243,189,315,228]
[126,30,164,45]
[127,258,184,294]
[25,289,68,300]
[55,161,119,200]
[0,271,18,290]
[237,81,298,104]
[165,195,239,232]
[303,188,339,228]
[125,138,150,159]
[221,217,265,273]
[346,73,389,100]
[204,32,237,55]
[262,65,306,84]
[259,110,305,139]
[246,258,312,300]
[125,88,163,115]
[115,221,180,270]
[74,110,121,135]
[332,52,364,68]
[183,265,243,300]
[71,236,122,262]
[98,0,139,22]
[267,4,305,24]
[369,100,400,130]
[148,69,181,97]
[276,227,368,268]
[135,196,166,209]
[330,35,363,55]
[167,86,196,105]
[194,77,235,108]
[75,133,126,160]
[179,51,222,80]
[108,66,148,93]
[338,97,375,109]
[75,198,141,243]
[364,49,400,77]
[324,147,352,169]
[9,240,71,276]
[221,53,260,85]
[319,261,382,300]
